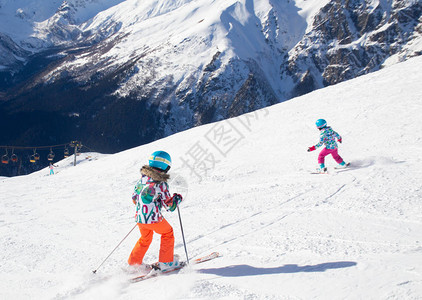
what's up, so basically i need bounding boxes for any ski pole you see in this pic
[92,223,137,274]
[177,206,189,264]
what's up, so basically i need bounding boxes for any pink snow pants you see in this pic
[318,148,343,165]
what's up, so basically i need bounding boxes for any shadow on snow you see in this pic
[199,261,357,277]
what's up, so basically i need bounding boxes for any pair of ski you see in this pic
[130,251,220,283]
[311,163,351,174]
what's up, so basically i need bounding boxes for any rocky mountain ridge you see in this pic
[283,0,422,97]
[0,0,421,175]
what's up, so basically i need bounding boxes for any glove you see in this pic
[307,146,316,152]
[164,193,183,212]
[338,138,342,143]
[132,194,138,205]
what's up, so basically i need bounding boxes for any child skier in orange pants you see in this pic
[128,151,183,271]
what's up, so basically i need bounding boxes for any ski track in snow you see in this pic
[1,57,422,299]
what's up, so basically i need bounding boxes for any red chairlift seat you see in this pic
[11,154,18,163]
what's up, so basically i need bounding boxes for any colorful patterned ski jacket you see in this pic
[314,126,342,150]
[132,166,172,224]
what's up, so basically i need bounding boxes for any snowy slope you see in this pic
[1,56,421,299]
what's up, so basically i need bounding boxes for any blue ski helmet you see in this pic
[316,119,327,129]
[149,151,172,172]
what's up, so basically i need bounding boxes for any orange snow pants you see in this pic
[128,218,174,265]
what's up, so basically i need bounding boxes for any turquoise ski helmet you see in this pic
[316,119,327,129]
[149,151,172,172]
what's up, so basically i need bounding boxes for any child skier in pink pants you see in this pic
[307,119,348,172]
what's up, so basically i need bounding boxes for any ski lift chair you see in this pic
[47,148,55,161]
[10,149,18,163]
[1,154,9,164]
[30,149,39,163]
[2,149,9,164]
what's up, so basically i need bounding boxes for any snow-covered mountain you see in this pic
[0,0,421,153]
[1,54,421,299]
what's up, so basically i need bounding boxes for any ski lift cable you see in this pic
[0,142,98,159]
[80,144,97,152]
[0,142,70,150]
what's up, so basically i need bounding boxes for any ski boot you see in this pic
[336,162,350,169]
[157,254,181,272]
